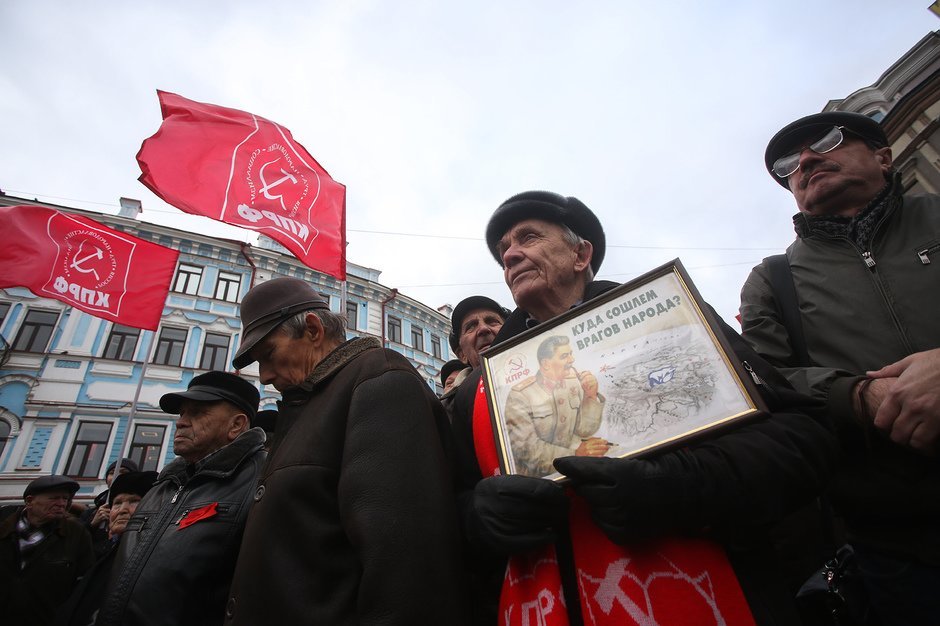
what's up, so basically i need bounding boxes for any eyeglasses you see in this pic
[773,126,846,178]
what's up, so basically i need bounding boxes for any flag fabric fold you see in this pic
[0,205,178,331]
[137,90,347,280]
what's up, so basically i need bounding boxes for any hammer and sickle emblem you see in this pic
[259,159,298,210]
[508,357,524,371]
[70,241,104,281]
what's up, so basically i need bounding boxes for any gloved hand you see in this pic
[553,453,703,544]
[471,475,569,553]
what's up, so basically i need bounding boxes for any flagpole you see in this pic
[115,345,151,475]
[340,280,348,331]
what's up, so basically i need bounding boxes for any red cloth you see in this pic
[178,502,218,529]
[138,90,347,280]
[471,378,756,626]
[0,205,178,330]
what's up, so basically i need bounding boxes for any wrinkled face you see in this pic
[457,308,505,368]
[108,493,142,537]
[541,344,574,382]
[252,325,319,392]
[496,219,586,314]
[787,135,891,217]
[443,370,461,394]
[173,399,242,463]
[24,490,72,526]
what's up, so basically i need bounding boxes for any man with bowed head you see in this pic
[740,111,940,624]
[451,190,838,625]
[224,277,466,625]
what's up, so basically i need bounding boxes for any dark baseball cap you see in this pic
[24,474,80,499]
[233,277,330,369]
[485,190,606,274]
[765,111,888,189]
[160,371,260,422]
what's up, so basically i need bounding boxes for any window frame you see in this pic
[431,334,442,359]
[346,300,359,330]
[173,263,203,296]
[127,423,167,472]
[411,325,425,352]
[214,271,242,303]
[12,309,59,353]
[387,316,402,344]
[152,326,188,366]
[103,324,141,361]
[199,332,230,371]
[64,421,113,478]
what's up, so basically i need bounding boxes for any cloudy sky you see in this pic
[1,2,935,326]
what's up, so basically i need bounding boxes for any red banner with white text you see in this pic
[0,205,179,330]
[137,90,347,280]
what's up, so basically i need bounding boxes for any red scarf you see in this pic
[472,378,756,626]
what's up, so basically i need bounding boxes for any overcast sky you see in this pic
[1,2,935,327]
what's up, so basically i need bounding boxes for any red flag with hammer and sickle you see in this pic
[137,91,347,280]
[0,205,179,330]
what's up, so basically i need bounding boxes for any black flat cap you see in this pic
[108,471,159,506]
[24,475,80,499]
[485,191,605,273]
[448,295,510,352]
[106,458,139,476]
[160,371,260,422]
[765,112,888,189]
[233,277,330,369]
[440,359,466,387]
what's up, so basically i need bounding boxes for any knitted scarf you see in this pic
[472,378,756,626]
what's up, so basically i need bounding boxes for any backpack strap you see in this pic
[765,254,810,368]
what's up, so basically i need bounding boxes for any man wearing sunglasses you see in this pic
[740,111,940,625]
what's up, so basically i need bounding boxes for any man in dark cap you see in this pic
[224,277,466,625]
[0,475,93,626]
[452,190,838,625]
[440,295,509,418]
[740,111,940,624]
[440,359,466,395]
[96,371,265,626]
[80,457,139,559]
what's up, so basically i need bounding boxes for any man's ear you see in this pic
[875,146,893,170]
[304,311,324,343]
[228,412,250,441]
[573,240,594,273]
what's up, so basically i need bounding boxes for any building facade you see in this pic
[0,194,455,503]
[824,30,940,193]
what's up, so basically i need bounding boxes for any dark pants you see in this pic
[854,543,940,626]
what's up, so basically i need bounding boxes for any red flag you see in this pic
[0,205,179,331]
[137,91,347,280]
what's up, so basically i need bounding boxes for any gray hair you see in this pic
[278,309,347,343]
[559,225,595,283]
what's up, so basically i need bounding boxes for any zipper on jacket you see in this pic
[170,484,185,504]
[917,242,940,265]
[862,250,876,269]
[742,361,763,386]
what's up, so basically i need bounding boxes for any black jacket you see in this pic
[96,427,266,626]
[452,280,840,625]
[225,337,467,625]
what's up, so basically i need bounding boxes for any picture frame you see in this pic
[479,259,767,481]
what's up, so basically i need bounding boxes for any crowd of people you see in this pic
[0,111,937,625]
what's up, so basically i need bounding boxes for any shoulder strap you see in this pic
[765,254,810,368]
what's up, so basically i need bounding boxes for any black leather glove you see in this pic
[553,453,703,544]
[471,475,569,553]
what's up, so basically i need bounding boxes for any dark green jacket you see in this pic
[740,187,940,564]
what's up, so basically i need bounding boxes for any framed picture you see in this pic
[479,259,766,481]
